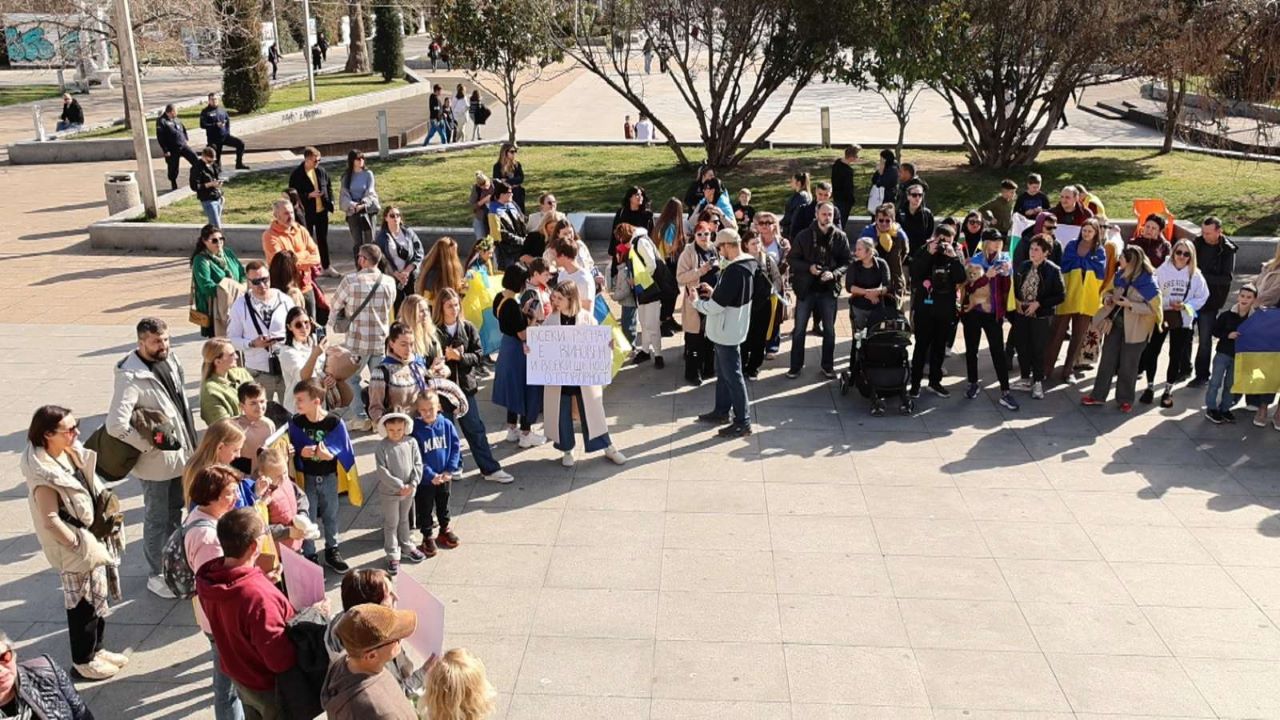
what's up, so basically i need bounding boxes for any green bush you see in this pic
[373,5,404,82]
[220,0,271,112]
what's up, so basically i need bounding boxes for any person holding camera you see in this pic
[909,226,967,398]
[375,206,423,314]
[227,260,296,406]
[787,201,850,380]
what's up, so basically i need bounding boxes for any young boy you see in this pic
[1204,284,1256,424]
[287,380,353,573]
[233,382,276,475]
[1015,173,1051,219]
[978,179,1018,238]
[733,188,756,236]
[411,389,462,557]
[525,257,553,321]
[375,412,426,575]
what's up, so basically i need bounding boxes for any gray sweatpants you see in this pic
[383,493,415,560]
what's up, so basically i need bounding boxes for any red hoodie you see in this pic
[196,557,296,692]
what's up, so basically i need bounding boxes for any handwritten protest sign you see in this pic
[278,544,325,611]
[395,574,445,662]
[527,324,613,387]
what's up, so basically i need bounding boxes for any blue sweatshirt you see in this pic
[411,415,462,482]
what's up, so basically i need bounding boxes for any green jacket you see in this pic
[200,367,254,425]
[192,248,246,316]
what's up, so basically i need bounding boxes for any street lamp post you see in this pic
[302,0,317,101]
[111,0,158,218]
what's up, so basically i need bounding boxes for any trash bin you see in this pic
[104,171,141,216]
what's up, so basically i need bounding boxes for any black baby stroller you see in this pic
[839,309,914,416]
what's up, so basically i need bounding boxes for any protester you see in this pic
[695,230,758,437]
[1190,216,1237,387]
[108,318,196,599]
[322,570,427,700]
[1247,242,1280,428]
[492,263,545,446]
[190,146,225,227]
[330,244,398,430]
[958,210,986,257]
[289,380,354,572]
[227,260,295,405]
[200,337,254,425]
[787,202,850,380]
[846,236,892,334]
[788,181,842,242]
[190,225,245,338]
[897,184,935,259]
[269,249,310,319]
[410,388,465,552]
[367,321,448,423]
[423,649,497,720]
[689,178,736,229]
[321,603,419,720]
[0,628,95,717]
[262,198,323,304]
[1011,235,1066,400]
[867,150,897,211]
[340,150,380,256]
[1130,214,1173,269]
[624,225,667,367]
[278,307,332,414]
[677,220,720,385]
[417,235,466,302]
[23,405,127,680]
[1083,246,1160,412]
[1050,186,1094,226]
[199,93,248,170]
[373,206,423,312]
[1015,173,1051,219]
[782,172,812,239]
[732,189,755,235]
[492,142,526,211]
[487,180,528,270]
[372,411,424,575]
[962,231,1018,409]
[1044,218,1107,382]
[683,165,717,209]
[57,92,84,132]
[1204,284,1256,423]
[288,147,336,276]
[1139,238,1209,407]
[612,186,655,249]
[977,179,1017,238]
[909,226,966,398]
[742,231,784,379]
[256,447,312,555]
[195,508,297,719]
[232,382,276,474]
[157,104,199,191]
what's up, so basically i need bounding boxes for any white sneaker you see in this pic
[483,470,515,484]
[518,431,546,448]
[347,417,372,432]
[1031,381,1045,400]
[604,446,628,465]
[561,451,575,467]
[96,649,129,668]
[1012,378,1034,391]
[147,575,176,599]
[504,427,520,443]
[74,656,120,680]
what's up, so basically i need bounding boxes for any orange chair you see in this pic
[1132,199,1176,241]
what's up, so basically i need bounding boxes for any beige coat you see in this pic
[21,443,115,576]
[542,309,610,444]
[1253,263,1280,309]
[1092,280,1159,345]
[675,244,712,335]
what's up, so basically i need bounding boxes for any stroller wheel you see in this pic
[839,372,850,395]
[900,399,915,415]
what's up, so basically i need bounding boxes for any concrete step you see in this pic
[1080,102,1126,121]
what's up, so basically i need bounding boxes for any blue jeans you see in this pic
[202,199,223,227]
[346,353,385,419]
[713,342,751,426]
[473,218,488,243]
[424,120,448,145]
[142,477,183,576]
[451,391,501,475]
[1194,307,1217,381]
[789,293,837,373]
[302,472,340,554]
[207,633,245,720]
[554,391,611,452]
[1205,352,1238,413]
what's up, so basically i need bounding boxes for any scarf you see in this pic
[878,222,899,253]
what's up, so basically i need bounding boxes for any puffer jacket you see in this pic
[21,443,116,576]
[13,654,95,720]
[106,352,195,481]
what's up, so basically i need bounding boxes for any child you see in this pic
[611,236,638,344]
[287,379,353,573]
[255,446,317,554]
[733,188,755,235]
[1015,173,1050,219]
[1204,284,1256,424]
[978,179,1017,238]
[375,412,426,575]
[524,257,552,321]
[411,389,462,557]
[423,648,497,720]
[233,381,276,475]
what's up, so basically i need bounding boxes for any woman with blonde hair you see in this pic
[1140,237,1209,407]
[418,236,466,302]
[181,419,249,505]
[199,337,254,425]
[1082,246,1161,413]
[399,294,443,361]
[468,172,493,242]
[423,648,497,720]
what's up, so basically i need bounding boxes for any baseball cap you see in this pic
[335,603,417,655]
[714,229,741,246]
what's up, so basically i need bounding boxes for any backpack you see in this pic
[275,604,330,719]
[160,517,216,599]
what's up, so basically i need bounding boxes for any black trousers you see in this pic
[165,146,200,187]
[67,597,105,664]
[304,210,331,269]
[1015,314,1052,382]
[1140,325,1193,384]
[962,312,1010,390]
[414,478,451,535]
[213,134,246,166]
[911,310,953,388]
[685,330,715,382]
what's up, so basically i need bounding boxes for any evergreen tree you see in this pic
[373,3,403,81]
[220,0,270,112]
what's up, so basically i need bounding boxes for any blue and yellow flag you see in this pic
[1232,308,1280,395]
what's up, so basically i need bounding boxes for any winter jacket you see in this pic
[107,351,195,481]
[695,254,758,346]
[1012,260,1067,318]
[1153,261,1210,326]
[10,654,94,720]
[199,105,233,144]
[195,557,297,693]
[1193,234,1238,312]
[374,436,422,496]
[155,115,189,153]
[1057,239,1107,316]
[21,443,116,578]
[788,201,843,243]
[189,159,222,202]
[781,191,811,237]
[897,205,935,259]
[288,162,334,215]
[790,221,851,299]
[909,247,966,317]
[412,414,462,482]
[434,320,485,396]
[321,658,418,720]
[375,226,424,275]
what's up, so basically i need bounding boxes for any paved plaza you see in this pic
[2,55,1280,720]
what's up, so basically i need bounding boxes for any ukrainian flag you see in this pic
[1232,308,1280,395]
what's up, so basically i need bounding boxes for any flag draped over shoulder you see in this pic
[593,294,632,377]
[463,269,504,355]
[1232,307,1280,395]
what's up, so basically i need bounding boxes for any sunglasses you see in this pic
[57,422,80,435]
[292,320,311,329]
[208,236,225,243]
[967,219,982,225]
[388,212,401,218]
[249,277,270,286]
[909,193,924,198]
[695,231,713,237]
[1174,251,1191,257]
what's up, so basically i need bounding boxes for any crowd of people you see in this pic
[13,139,1280,719]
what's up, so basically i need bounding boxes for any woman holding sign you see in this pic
[542,280,628,468]
[492,263,545,447]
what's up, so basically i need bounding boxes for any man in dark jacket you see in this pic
[787,202,851,379]
[199,93,249,170]
[0,631,95,720]
[1049,186,1094,226]
[830,144,860,223]
[56,93,84,131]
[895,162,927,209]
[909,225,966,397]
[897,185,935,259]
[156,104,199,191]
[289,146,336,274]
[1190,216,1238,386]
[788,181,842,241]
[695,230,758,438]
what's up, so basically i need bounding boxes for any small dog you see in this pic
[964,264,992,314]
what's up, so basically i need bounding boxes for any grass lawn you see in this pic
[81,73,408,138]
[161,145,1280,236]
[0,84,63,107]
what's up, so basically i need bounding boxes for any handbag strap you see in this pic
[347,280,379,321]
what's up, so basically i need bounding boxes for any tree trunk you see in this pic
[344,1,370,73]
[1160,75,1186,155]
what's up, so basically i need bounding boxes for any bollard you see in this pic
[820,106,831,149]
[33,104,46,141]
[377,109,390,159]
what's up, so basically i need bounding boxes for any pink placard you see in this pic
[279,544,325,611]
[394,574,445,662]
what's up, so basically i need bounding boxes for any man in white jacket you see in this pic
[106,317,197,598]
[226,260,296,404]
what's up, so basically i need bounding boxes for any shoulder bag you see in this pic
[333,282,379,334]
[188,278,211,329]
[247,296,285,375]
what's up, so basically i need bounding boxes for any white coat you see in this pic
[542,309,610,445]
[107,350,195,481]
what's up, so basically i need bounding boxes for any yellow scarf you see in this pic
[878,222,900,253]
